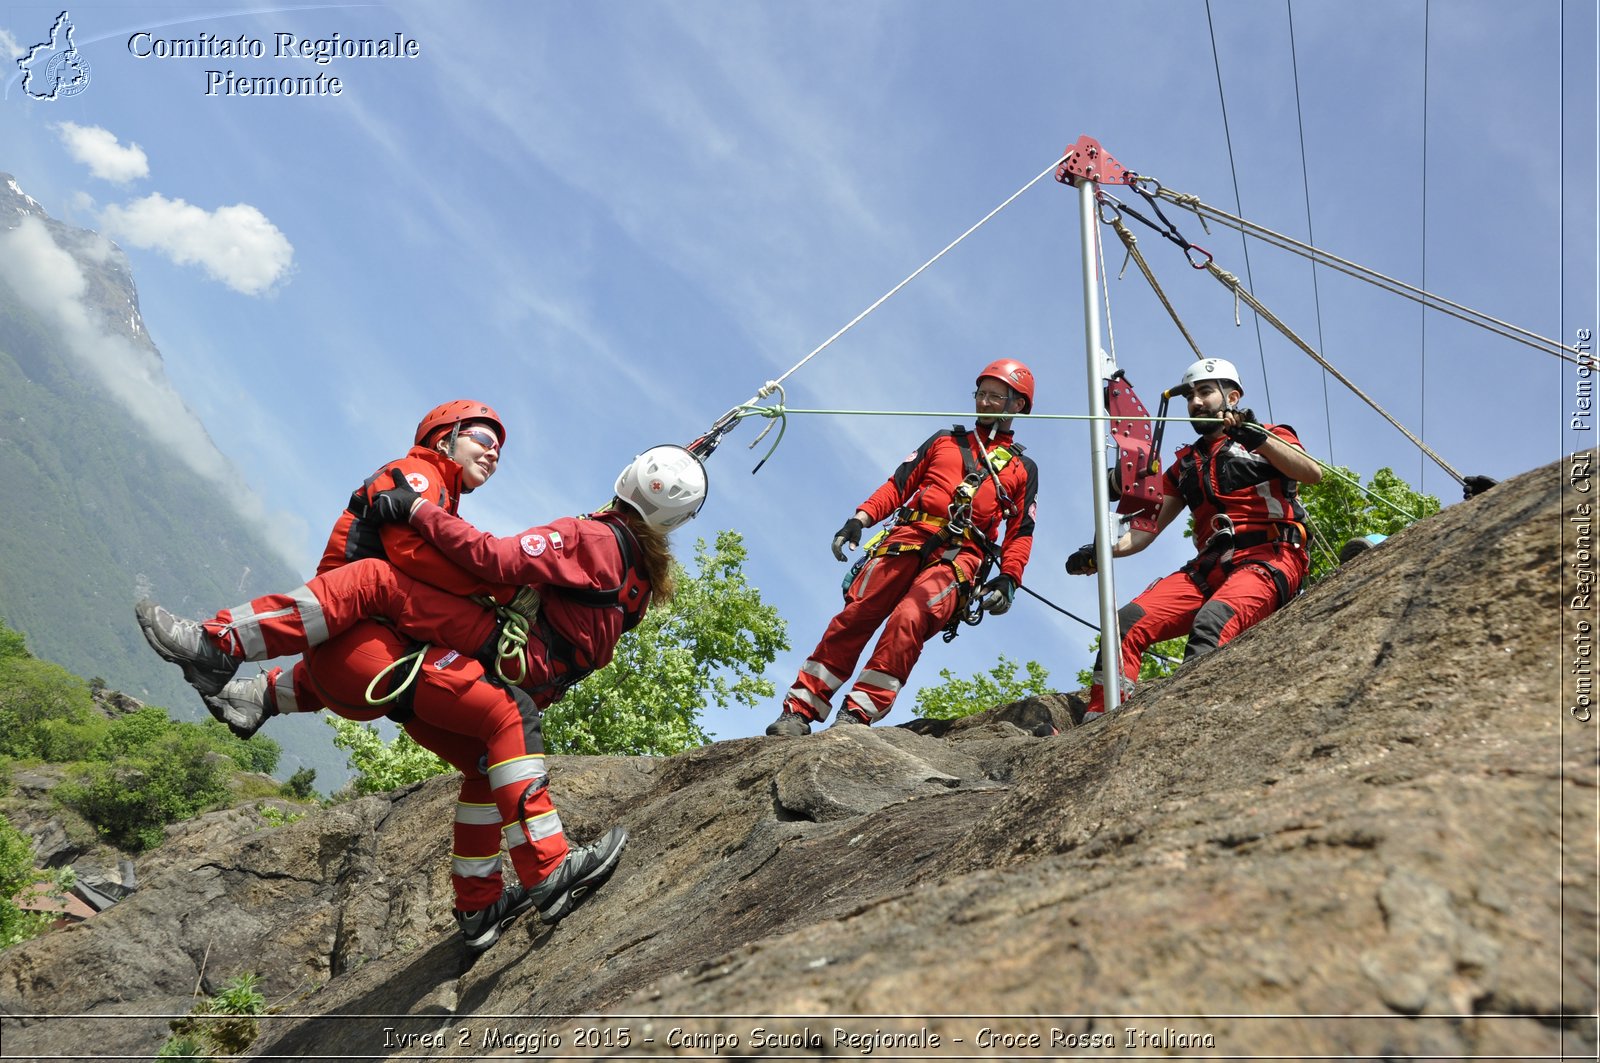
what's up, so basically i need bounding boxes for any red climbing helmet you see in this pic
[976,358,1035,414]
[414,400,506,449]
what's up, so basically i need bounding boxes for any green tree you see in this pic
[913,655,1053,720]
[281,766,318,800]
[328,717,449,795]
[1075,635,1189,689]
[545,530,787,755]
[0,813,50,949]
[1300,465,1440,582]
[0,650,105,762]
[0,619,28,661]
[57,730,231,851]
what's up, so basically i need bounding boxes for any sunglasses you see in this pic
[457,426,501,452]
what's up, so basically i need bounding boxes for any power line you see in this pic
[1286,0,1334,464]
[1204,0,1273,422]
[1419,0,1431,489]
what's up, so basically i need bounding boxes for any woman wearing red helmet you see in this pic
[767,360,1043,735]
[136,444,708,953]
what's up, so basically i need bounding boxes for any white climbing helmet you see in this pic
[1174,357,1244,398]
[614,445,708,530]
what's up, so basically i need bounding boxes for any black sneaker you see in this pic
[135,599,239,697]
[765,709,813,736]
[828,708,868,728]
[203,673,276,740]
[455,885,536,953]
[528,827,627,925]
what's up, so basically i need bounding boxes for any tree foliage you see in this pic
[0,813,52,949]
[1299,465,1440,582]
[913,655,1053,720]
[327,717,449,796]
[0,616,285,852]
[1075,635,1189,689]
[545,530,787,756]
[56,728,232,851]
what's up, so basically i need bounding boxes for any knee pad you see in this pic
[1188,599,1238,658]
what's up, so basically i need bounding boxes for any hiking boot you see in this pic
[455,884,536,953]
[135,599,239,697]
[527,827,627,925]
[765,709,813,737]
[828,708,869,728]
[203,673,276,740]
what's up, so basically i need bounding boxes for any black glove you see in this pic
[368,468,424,524]
[1223,407,1270,450]
[1462,475,1497,500]
[1065,542,1098,576]
[980,575,1017,615]
[831,517,865,562]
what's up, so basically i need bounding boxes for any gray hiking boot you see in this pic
[203,673,276,740]
[455,884,536,953]
[135,599,239,697]
[528,827,627,925]
[828,708,868,728]
[765,709,813,737]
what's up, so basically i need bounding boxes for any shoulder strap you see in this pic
[564,513,651,631]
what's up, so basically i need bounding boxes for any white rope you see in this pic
[1096,197,1117,364]
[743,154,1070,405]
[1159,189,1581,365]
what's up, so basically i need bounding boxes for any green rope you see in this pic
[733,403,1200,424]
[494,609,529,686]
[363,645,428,706]
[734,401,1421,527]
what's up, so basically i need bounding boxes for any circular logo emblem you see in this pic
[520,534,547,557]
[405,473,430,494]
[649,478,664,493]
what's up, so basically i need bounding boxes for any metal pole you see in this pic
[1078,176,1122,714]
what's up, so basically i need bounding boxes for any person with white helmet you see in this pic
[1065,358,1321,723]
[767,359,1043,735]
[132,445,707,953]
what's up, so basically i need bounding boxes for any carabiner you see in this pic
[1186,243,1214,270]
[1130,173,1164,197]
[1096,192,1123,226]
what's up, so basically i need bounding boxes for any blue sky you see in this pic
[2,0,1594,741]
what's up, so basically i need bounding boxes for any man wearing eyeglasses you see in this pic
[767,360,1041,735]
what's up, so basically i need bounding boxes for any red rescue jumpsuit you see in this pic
[198,506,647,909]
[1084,424,1311,718]
[212,445,513,716]
[783,425,1039,724]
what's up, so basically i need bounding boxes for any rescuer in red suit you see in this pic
[1066,358,1322,722]
[138,441,707,952]
[766,360,1042,736]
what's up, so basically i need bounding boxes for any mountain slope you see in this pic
[0,454,1591,1061]
[0,173,345,786]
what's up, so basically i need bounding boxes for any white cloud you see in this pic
[99,194,293,296]
[0,27,21,59]
[0,216,300,566]
[55,122,150,183]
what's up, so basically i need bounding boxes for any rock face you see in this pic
[0,457,1593,1061]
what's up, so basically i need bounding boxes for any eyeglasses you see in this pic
[457,426,500,452]
[973,389,1014,406]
